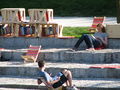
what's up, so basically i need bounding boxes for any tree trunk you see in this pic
[116,0,120,23]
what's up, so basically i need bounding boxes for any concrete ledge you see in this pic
[0,37,120,49]
[0,37,77,49]
[0,75,120,90]
[39,48,120,63]
[1,48,120,63]
[0,62,120,78]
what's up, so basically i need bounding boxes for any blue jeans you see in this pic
[74,34,101,49]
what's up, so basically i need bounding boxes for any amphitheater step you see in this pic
[0,61,120,78]
[0,75,120,90]
[0,37,120,49]
[40,48,120,63]
[1,48,120,63]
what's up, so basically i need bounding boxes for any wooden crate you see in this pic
[0,22,63,37]
[28,9,53,23]
[27,23,60,37]
[1,8,26,23]
[26,22,62,37]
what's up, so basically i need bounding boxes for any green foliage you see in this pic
[63,27,90,37]
[0,0,116,16]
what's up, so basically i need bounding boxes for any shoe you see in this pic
[72,47,78,51]
[66,85,80,90]
[72,85,79,90]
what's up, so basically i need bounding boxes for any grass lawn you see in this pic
[62,27,90,38]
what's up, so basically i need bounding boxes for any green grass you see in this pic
[62,27,90,38]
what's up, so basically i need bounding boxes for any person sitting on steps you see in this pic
[37,60,79,90]
[73,23,108,51]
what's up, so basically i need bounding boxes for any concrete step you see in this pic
[0,75,46,90]
[40,48,120,63]
[0,61,120,78]
[0,37,120,49]
[0,75,120,90]
[1,48,120,63]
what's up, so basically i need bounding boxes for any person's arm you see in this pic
[39,71,61,88]
[96,36,108,46]
[39,76,60,88]
[102,37,108,46]
[38,77,53,88]
[52,77,60,84]
[46,77,60,85]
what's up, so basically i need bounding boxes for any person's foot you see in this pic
[66,85,80,90]
[72,47,78,51]
[86,48,95,51]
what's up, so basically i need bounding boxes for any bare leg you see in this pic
[62,69,73,87]
[66,80,69,86]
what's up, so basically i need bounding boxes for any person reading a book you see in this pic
[37,60,78,90]
[73,23,108,51]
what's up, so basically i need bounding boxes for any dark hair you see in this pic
[97,23,106,33]
[101,27,106,33]
[38,60,45,68]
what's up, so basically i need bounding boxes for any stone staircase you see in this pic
[0,62,120,90]
[1,48,120,63]
[0,37,120,90]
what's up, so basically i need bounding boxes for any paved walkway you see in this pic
[0,17,117,27]
[53,17,117,27]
